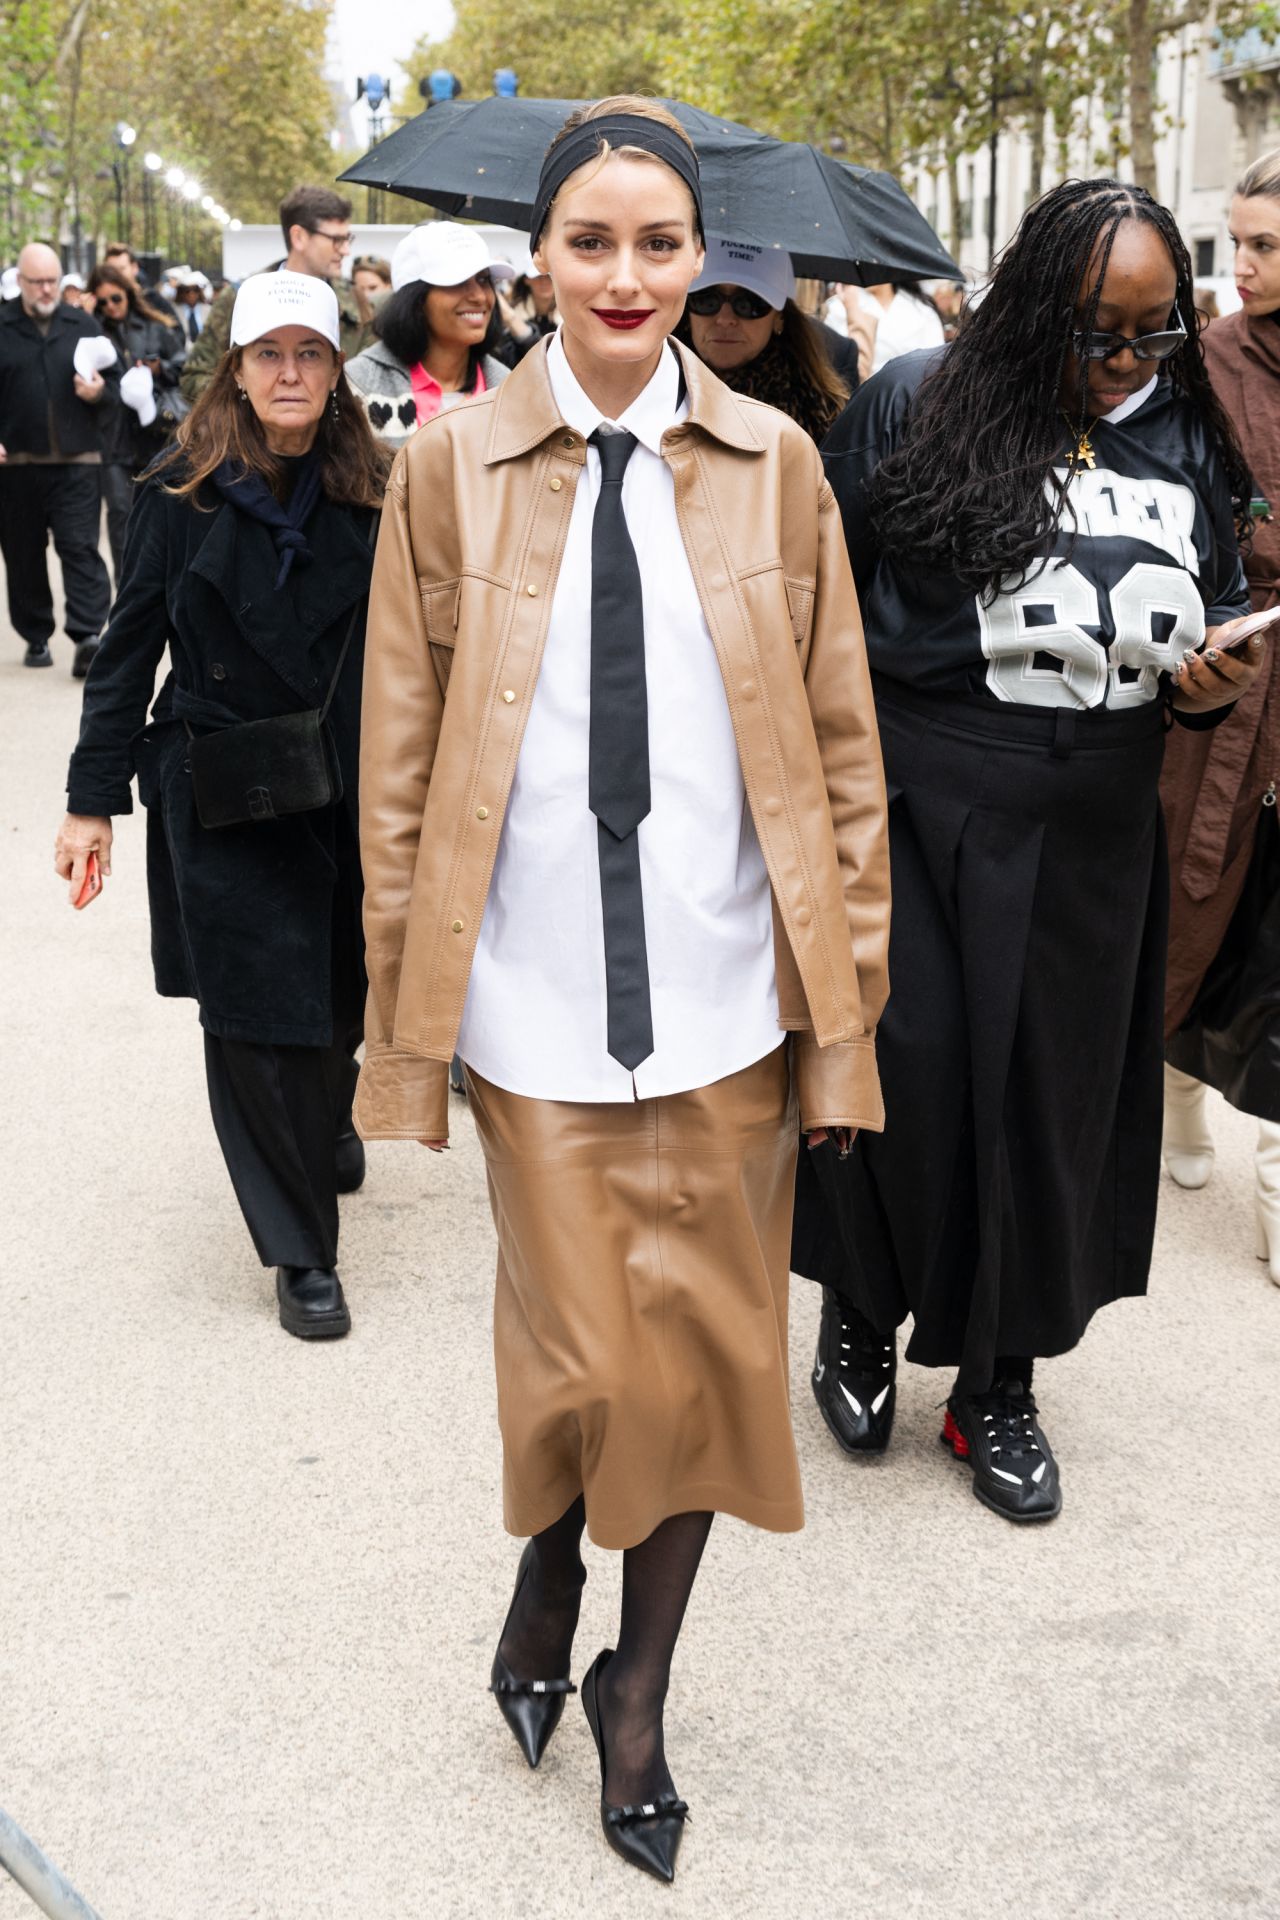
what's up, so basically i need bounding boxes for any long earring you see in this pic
[330,390,340,421]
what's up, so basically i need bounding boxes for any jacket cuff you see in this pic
[353,1048,451,1142]
[793,1032,884,1133]
[66,785,134,817]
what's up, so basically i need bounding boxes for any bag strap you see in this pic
[319,509,380,725]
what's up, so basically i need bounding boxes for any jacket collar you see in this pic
[0,298,79,336]
[483,334,765,465]
[187,491,374,700]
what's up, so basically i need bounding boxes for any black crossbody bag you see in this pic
[185,523,374,829]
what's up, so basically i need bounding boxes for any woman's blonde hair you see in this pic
[542,95,701,232]
[1236,149,1280,200]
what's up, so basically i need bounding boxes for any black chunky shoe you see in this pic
[581,1650,688,1885]
[334,1125,366,1194]
[275,1266,351,1341]
[24,641,53,668]
[72,639,99,679]
[489,1542,578,1769]
[811,1286,897,1454]
[942,1376,1061,1522]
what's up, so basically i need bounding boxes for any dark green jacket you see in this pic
[179,262,370,403]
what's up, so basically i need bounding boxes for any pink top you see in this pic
[409,358,487,426]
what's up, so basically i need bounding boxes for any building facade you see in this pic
[908,27,1280,287]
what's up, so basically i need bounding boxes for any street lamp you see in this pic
[112,121,137,244]
[143,150,163,253]
[357,72,389,222]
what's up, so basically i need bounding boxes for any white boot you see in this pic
[1162,1064,1215,1189]
[1255,1121,1280,1287]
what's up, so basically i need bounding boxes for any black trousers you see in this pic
[202,843,365,1270]
[0,463,112,647]
[100,463,135,586]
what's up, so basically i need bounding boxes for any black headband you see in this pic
[529,115,704,252]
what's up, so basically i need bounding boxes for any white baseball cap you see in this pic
[230,270,340,349]
[691,237,796,313]
[391,222,516,293]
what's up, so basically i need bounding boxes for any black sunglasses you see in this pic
[1070,319,1187,363]
[687,287,774,321]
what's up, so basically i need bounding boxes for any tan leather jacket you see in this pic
[354,338,890,1144]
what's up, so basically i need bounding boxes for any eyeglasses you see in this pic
[687,287,774,321]
[21,275,60,291]
[1070,320,1187,363]
[307,226,353,247]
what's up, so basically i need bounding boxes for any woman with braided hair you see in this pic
[793,177,1261,1522]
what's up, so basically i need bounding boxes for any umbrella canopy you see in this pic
[340,97,959,286]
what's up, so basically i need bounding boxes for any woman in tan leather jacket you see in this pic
[355,96,890,1882]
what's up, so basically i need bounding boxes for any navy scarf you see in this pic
[212,453,323,589]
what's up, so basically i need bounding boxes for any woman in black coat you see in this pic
[56,272,389,1340]
[86,263,186,583]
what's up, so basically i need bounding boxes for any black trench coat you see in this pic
[66,476,377,1047]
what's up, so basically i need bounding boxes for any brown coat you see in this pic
[1162,309,1280,1031]
[353,338,891,1143]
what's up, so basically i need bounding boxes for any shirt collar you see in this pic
[1101,374,1158,427]
[546,328,686,457]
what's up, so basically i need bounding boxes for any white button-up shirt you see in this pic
[456,333,780,1102]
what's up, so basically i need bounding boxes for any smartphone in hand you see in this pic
[1214,603,1280,656]
[73,849,101,910]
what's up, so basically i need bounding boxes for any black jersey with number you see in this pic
[823,349,1250,711]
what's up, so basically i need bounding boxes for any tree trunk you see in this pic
[947,147,963,267]
[1128,0,1158,193]
[1030,104,1047,201]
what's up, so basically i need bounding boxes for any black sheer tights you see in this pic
[499,1501,713,1806]
[498,1494,587,1681]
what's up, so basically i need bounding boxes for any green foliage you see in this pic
[399,0,681,116]
[2,0,338,263]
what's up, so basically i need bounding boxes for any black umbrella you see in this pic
[340,97,959,285]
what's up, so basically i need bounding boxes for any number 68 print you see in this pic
[978,560,1204,710]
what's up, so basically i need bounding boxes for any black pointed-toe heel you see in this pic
[581,1649,689,1885]
[488,1543,577,1769]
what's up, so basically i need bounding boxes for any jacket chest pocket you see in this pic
[421,579,461,693]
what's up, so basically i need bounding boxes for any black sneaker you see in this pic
[72,639,100,679]
[942,1377,1061,1522]
[24,642,53,668]
[811,1286,897,1454]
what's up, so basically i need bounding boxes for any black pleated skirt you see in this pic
[792,678,1169,1394]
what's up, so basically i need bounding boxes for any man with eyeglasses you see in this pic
[0,240,120,675]
[180,184,371,402]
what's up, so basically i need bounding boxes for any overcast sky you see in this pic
[330,0,455,101]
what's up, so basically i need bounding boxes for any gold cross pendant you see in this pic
[1065,426,1096,474]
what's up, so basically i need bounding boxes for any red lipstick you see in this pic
[593,309,654,330]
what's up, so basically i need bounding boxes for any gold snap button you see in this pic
[526,583,538,597]
[549,478,563,492]
[561,435,575,448]
[451,919,464,933]
[476,806,489,820]
[501,689,516,704]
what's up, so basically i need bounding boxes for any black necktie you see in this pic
[589,427,654,1072]
[188,310,200,343]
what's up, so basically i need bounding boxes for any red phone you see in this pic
[73,849,101,910]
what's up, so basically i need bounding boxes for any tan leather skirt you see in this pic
[465,1043,804,1551]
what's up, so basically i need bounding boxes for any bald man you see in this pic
[0,240,118,674]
